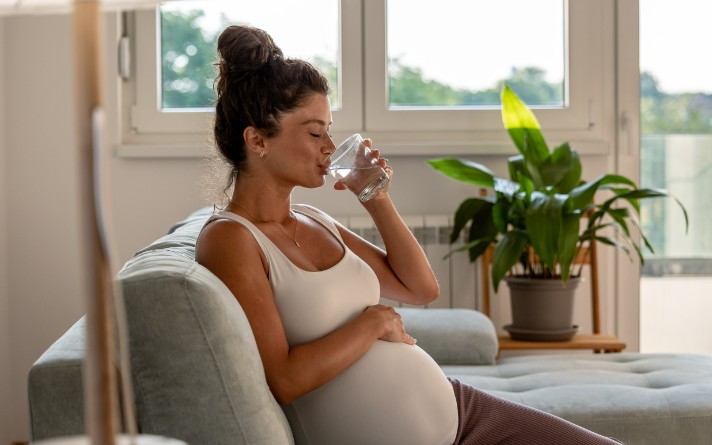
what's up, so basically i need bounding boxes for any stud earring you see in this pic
[259,150,266,158]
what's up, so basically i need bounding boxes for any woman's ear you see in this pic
[243,126,267,157]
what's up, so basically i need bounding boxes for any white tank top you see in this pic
[210,205,458,445]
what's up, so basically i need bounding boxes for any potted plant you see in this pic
[428,84,687,340]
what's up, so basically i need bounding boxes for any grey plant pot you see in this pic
[504,276,582,341]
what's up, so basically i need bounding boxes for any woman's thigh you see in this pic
[449,379,624,445]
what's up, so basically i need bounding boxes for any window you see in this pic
[386,0,565,108]
[639,0,712,356]
[640,0,712,270]
[123,0,615,156]
[158,0,340,110]
[125,0,360,140]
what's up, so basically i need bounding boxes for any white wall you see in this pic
[641,277,712,354]
[0,17,13,445]
[2,13,622,443]
[5,15,88,442]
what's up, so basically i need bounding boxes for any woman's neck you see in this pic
[229,180,294,223]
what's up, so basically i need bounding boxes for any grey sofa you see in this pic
[29,208,712,444]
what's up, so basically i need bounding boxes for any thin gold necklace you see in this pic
[229,200,301,248]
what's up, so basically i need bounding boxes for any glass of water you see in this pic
[327,134,390,202]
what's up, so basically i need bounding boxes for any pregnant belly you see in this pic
[285,341,459,445]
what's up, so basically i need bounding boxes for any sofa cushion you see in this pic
[117,230,294,445]
[399,308,498,365]
[132,207,213,262]
[28,318,87,441]
[445,353,712,444]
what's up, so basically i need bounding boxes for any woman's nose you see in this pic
[324,135,336,154]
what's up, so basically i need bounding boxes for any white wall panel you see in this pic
[5,14,86,441]
[0,17,13,445]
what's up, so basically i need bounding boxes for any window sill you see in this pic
[115,140,609,159]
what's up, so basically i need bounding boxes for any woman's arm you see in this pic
[196,220,414,405]
[333,146,440,306]
[338,195,440,306]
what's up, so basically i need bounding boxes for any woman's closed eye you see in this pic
[310,132,333,139]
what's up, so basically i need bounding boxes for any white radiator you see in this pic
[337,214,480,310]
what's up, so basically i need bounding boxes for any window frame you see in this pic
[124,0,362,138]
[120,0,615,157]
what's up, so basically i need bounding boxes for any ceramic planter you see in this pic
[504,276,582,341]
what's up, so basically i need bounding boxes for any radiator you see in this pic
[337,214,479,310]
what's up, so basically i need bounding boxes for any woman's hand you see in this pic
[363,304,416,345]
[333,138,392,197]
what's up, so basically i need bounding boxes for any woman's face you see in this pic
[264,93,335,189]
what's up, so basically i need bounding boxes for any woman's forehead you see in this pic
[285,94,332,125]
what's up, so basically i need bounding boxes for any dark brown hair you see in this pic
[213,25,330,188]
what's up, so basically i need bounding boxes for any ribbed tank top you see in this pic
[209,205,458,445]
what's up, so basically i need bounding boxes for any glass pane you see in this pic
[159,0,340,110]
[640,0,712,266]
[640,0,712,356]
[386,0,565,108]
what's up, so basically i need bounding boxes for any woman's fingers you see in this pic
[366,305,416,345]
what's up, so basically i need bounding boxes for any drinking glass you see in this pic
[328,134,390,202]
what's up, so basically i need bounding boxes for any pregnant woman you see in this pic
[196,24,622,445]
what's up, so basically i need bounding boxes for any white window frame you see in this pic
[122,0,362,144]
[364,0,613,155]
[120,0,615,157]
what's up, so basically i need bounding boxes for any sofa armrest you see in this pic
[398,308,498,365]
[28,317,87,441]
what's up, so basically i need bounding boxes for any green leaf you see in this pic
[492,198,511,234]
[491,230,529,291]
[525,192,568,272]
[524,149,545,189]
[517,172,535,198]
[507,155,528,182]
[428,158,496,188]
[602,188,689,234]
[443,238,491,260]
[450,198,492,243]
[639,231,655,257]
[467,223,496,262]
[501,84,550,165]
[605,207,633,238]
[537,142,574,187]
[553,143,582,193]
[589,235,632,257]
[447,198,498,262]
[568,174,636,212]
[470,207,499,242]
[557,213,581,281]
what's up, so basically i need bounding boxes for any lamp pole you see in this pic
[72,1,119,443]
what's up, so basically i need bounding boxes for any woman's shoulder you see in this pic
[200,210,254,239]
[196,214,263,263]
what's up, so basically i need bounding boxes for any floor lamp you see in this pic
[0,1,187,444]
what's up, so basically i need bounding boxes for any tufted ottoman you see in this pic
[399,307,712,445]
[444,353,712,445]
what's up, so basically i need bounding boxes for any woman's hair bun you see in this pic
[217,25,283,76]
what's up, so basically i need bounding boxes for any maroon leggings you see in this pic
[450,379,624,445]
